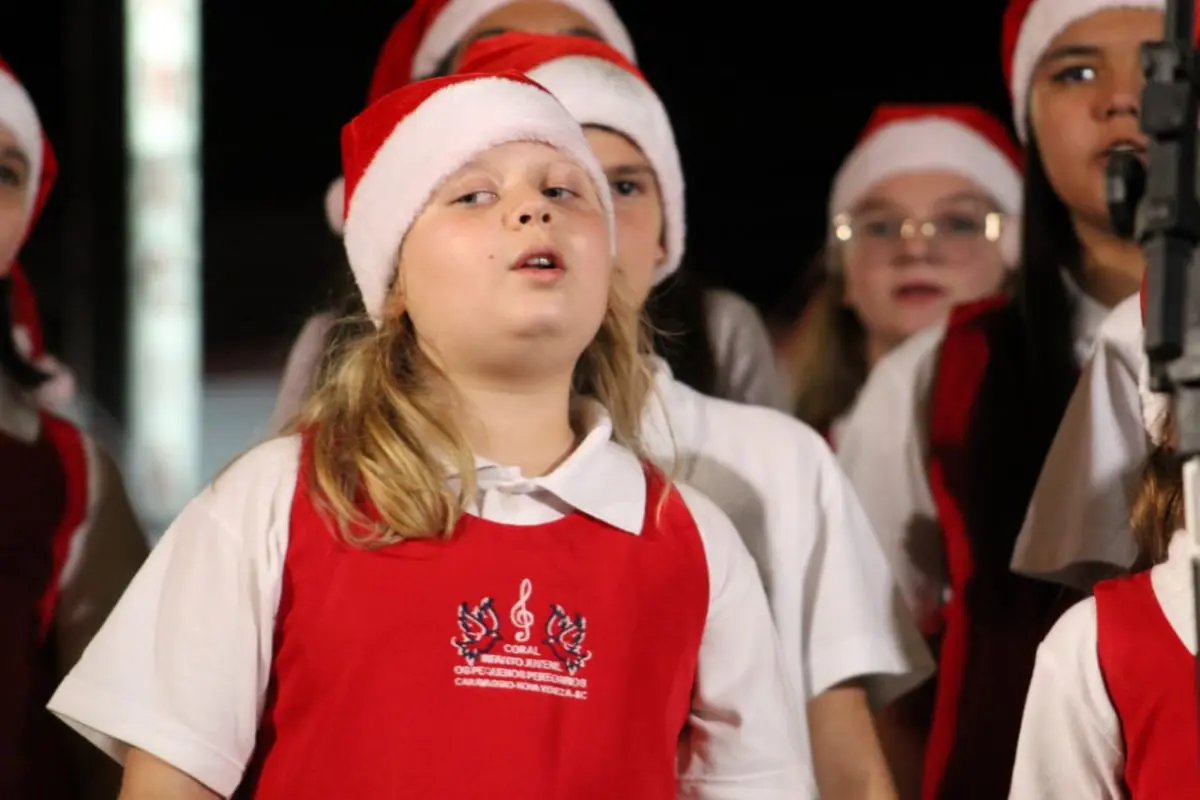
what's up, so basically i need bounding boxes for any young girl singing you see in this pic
[455,32,934,797]
[47,70,809,798]
[836,0,1158,795]
[1009,292,1188,797]
[274,0,786,434]
[0,54,147,798]
[781,104,1021,442]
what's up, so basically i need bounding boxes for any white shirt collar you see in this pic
[1063,269,1120,362]
[0,373,40,442]
[447,403,647,535]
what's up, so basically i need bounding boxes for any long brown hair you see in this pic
[293,275,656,548]
[783,250,870,432]
[1130,409,1182,569]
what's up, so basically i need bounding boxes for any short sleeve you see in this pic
[1012,297,1144,590]
[1009,598,1125,799]
[804,443,936,707]
[837,324,945,628]
[47,437,300,797]
[704,289,791,412]
[675,484,815,797]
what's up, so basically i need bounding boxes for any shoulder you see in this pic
[703,287,759,322]
[199,435,303,543]
[1042,594,1100,659]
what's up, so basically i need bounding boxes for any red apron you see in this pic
[1096,570,1200,798]
[238,449,711,798]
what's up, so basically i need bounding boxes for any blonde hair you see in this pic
[1130,408,1182,569]
[291,274,657,548]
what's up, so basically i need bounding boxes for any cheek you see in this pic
[611,201,660,302]
[841,254,890,308]
[0,201,28,269]
[1031,94,1099,203]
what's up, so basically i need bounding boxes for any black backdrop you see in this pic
[5,0,1011,422]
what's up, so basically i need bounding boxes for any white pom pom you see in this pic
[1138,354,1170,445]
[325,176,345,236]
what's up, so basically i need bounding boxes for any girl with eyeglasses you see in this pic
[779,104,1021,443]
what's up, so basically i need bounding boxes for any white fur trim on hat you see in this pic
[413,0,636,80]
[325,176,346,235]
[343,76,614,324]
[528,56,684,285]
[1010,0,1164,140]
[829,118,1024,265]
[0,70,43,213]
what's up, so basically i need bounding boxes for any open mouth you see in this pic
[1101,140,1147,161]
[512,249,564,273]
[894,282,945,301]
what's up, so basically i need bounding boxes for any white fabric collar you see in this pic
[446,402,647,535]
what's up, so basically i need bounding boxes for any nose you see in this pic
[1098,65,1141,121]
[508,191,553,229]
[895,220,936,264]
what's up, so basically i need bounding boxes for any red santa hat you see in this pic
[325,0,635,235]
[829,104,1024,265]
[341,71,613,324]
[457,32,684,285]
[1002,0,1165,141]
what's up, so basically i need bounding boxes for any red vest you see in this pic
[0,412,89,799]
[238,455,711,798]
[1096,570,1200,798]
[922,296,1071,799]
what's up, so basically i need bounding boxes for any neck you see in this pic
[448,372,578,477]
[1073,220,1145,308]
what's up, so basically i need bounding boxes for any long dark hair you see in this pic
[961,132,1083,599]
[644,265,718,397]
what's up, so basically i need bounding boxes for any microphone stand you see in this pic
[1122,0,1200,751]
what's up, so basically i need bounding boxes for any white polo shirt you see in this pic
[1009,531,1198,798]
[644,360,935,708]
[47,410,814,798]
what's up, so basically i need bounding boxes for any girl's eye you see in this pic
[0,165,24,188]
[1051,64,1097,84]
[611,180,641,197]
[543,186,578,200]
[454,190,497,205]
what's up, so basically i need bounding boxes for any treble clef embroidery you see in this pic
[510,578,535,642]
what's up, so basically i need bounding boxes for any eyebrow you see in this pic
[1038,43,1103,67]
[466,25,603,46]
[0,146,29,168]
[606,164,656,177]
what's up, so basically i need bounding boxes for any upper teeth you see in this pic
[527,256,553,267]
[1111,144,1138,152]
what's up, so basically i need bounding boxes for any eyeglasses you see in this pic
[832,209,1005,262]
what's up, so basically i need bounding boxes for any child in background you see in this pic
[271,0,786,434]
[1009,287,1189,798]
[0,54,147,799]
[48,71,809,798]
[456,32,934,797]
[780,104,1020,443]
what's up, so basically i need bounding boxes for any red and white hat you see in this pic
[457,32,685,285]
[0,56,57,245]
[1003,0,1164,141]
[326,0,635,235]
[341,71,613,324]
[829,104,1024,265]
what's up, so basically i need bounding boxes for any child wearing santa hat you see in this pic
[48,70,810,798]
[0,54,148,798]
[835,0,1161,796]
[454,32,935,798]
[1009,285,1189,797]
[272,0,786,435]
[780,104,1022,443]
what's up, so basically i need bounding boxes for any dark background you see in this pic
[5,0,1011,425]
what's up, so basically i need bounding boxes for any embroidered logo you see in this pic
[451,578,591,701]
[450,598,502,665]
